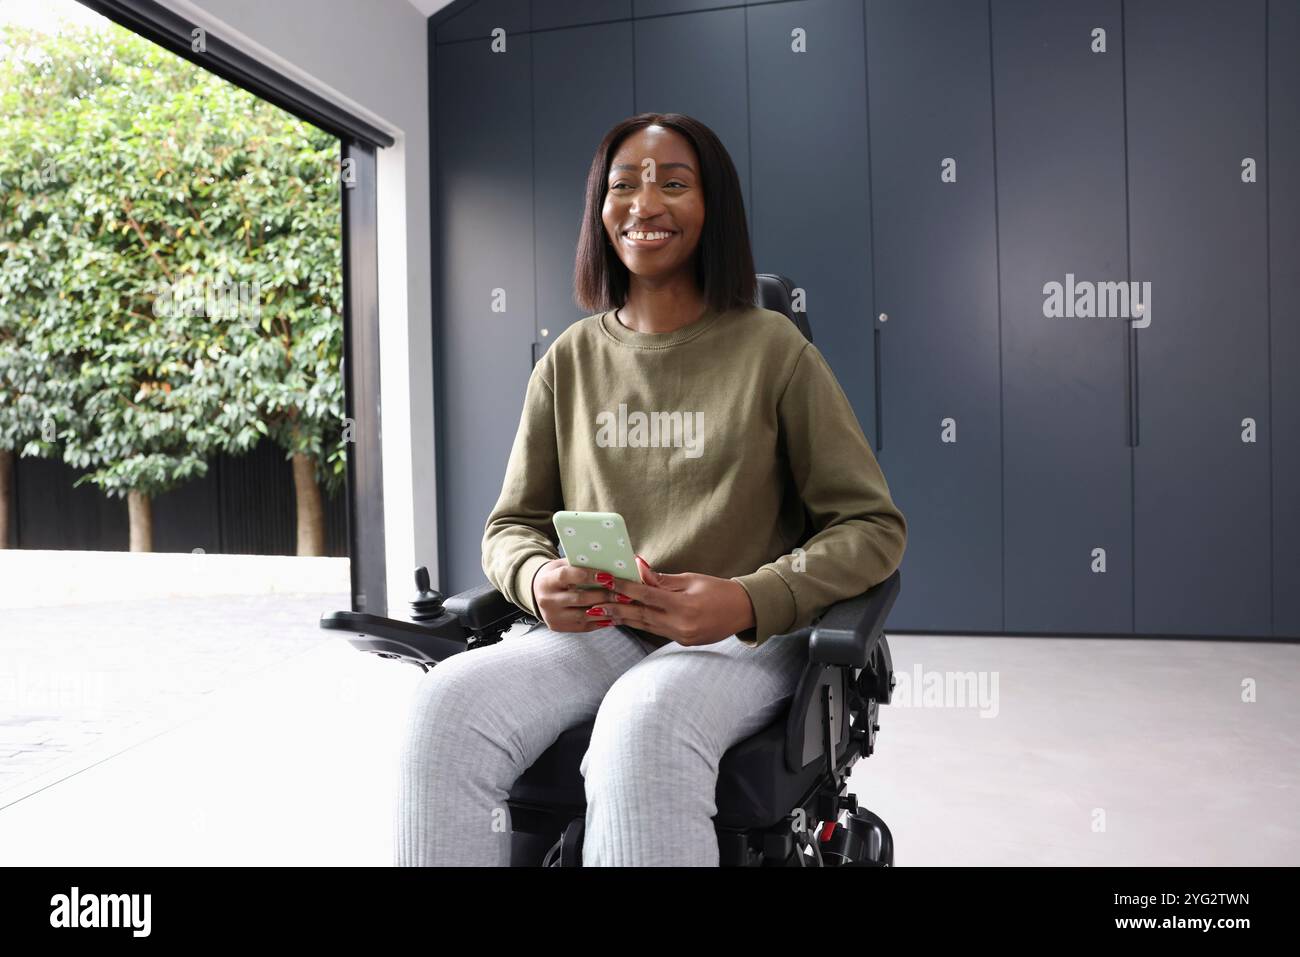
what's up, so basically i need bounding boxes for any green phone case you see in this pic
[552,510,638,587]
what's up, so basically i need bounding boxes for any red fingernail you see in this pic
[615,593,632,604]
[595,572,614,585]
[585,606,607,616]
[594,619,613,625]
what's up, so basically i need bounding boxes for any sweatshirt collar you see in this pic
[598,305,724,349]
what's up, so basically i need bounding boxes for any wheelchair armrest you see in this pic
[442,582,530,635]
[320,610,471,667]
[808,569,901,668]
[319,580,528,670]
[780,570,901,776]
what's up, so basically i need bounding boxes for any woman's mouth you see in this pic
[623,229,676,248]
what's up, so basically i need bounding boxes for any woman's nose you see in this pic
[631,188,665,213]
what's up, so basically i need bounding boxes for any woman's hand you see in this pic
[595,555,757,646]
[531,558,623,633]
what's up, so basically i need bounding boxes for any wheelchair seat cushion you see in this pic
[507,699,823,830]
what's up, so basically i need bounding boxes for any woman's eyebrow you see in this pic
[610,161,694,174]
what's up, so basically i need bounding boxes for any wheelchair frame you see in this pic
[321,565,900,866]
[324,272,899,865]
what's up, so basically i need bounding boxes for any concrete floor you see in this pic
[0,592,417,866]
[1,589,1297,865]
[862,632,1300,865]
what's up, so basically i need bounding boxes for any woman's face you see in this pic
[601,125,705,284]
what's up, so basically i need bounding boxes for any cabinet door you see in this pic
[532,0,631,31]
[995,0,1132,633]
[1127,0,1271,636]
[436,35,536,595]
[533,20,635,349]
[633,6,751,218]
[436,0,529,44]
[748,0,876,438]
[867,0,1003,632]
[1270,0,1300,638]
[635,0,736,16]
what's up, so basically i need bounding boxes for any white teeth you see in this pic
[627,230,672,240]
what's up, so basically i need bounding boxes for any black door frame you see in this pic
[75,0,390,614]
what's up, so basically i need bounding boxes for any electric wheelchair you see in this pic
[321,274,902,866]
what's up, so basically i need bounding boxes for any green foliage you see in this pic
[0,22,345,499]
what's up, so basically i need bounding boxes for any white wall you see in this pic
[157,0,439,613]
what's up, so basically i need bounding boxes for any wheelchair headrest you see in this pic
[756,273,814,343]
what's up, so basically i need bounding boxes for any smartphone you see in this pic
[551,510,639,589]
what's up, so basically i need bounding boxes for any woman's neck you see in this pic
[616,290,711,335]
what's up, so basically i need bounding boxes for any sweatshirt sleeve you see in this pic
[730,341,908,648]
[481,359,562,618]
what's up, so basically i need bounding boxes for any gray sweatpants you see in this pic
[395,620,810,866]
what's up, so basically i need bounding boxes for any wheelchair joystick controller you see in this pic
[409,566,445,621]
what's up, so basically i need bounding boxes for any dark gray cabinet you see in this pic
[994,0,1133,633]
[634,0,736,16]
[867,0,1003,633]
[1126,0,1271,637]
[1270,0,1300,639]
[429,0,1291,638]
[435,34,537,594]
[532,20,635,349]
[632,6,751,219]
[532,0,631,31]
[436,0,529,44]
[747,0,876,438]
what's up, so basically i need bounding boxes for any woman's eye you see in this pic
[609,181,685,190]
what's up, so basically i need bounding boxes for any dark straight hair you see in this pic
[573,113,757,316]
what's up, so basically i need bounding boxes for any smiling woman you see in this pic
[398,112,908,867]
[575,114,757,336]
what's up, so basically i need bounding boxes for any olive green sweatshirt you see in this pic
[481,304,907,649]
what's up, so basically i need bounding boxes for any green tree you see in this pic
[0,22,344,552]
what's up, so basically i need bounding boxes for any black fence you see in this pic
[6,439,347,556]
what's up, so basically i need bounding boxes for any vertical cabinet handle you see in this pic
[874,317,884,453]
[1128,322,1139,448]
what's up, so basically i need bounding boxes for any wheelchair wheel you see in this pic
[543,817,585,867]
[819,810,894,866]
